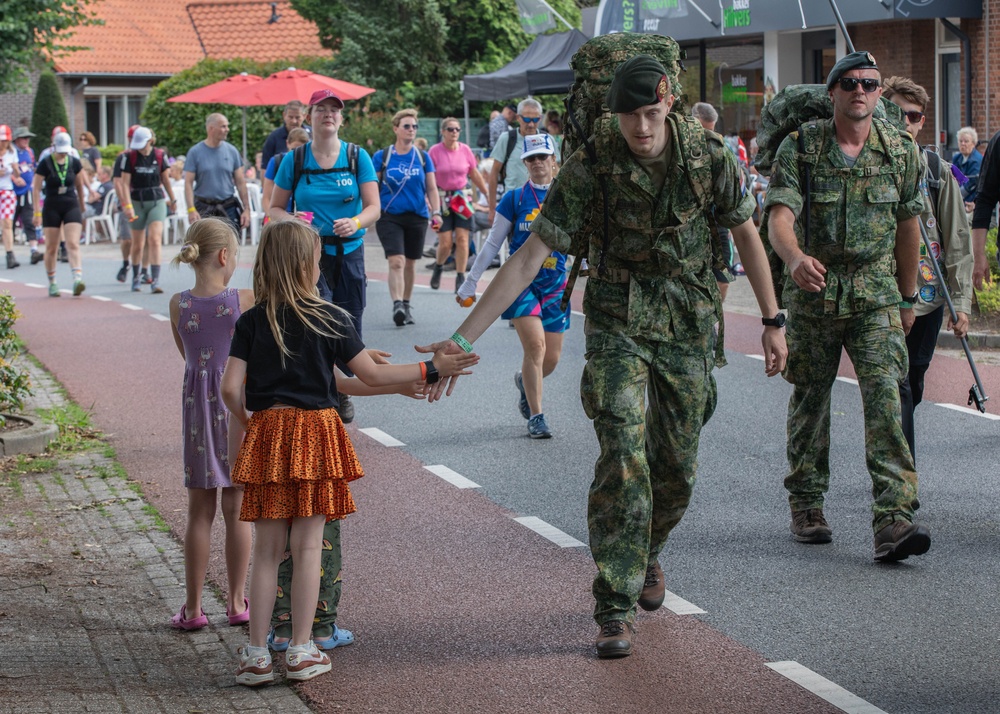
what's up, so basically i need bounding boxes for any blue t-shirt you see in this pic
[14,147,34,197]
[265,154,293,212]
[371,146,435,217]
[275,142,377,256]
[497,182,566,275]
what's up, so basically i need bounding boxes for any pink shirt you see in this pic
[428,142,477,191]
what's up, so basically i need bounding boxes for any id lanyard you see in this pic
[54,157,69,194]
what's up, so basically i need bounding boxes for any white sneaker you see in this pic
[285,641,331,681]
[235,645,274,687]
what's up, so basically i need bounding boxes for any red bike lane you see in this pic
[11,279,886,713]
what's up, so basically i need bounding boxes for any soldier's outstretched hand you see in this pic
[788,254,827,292]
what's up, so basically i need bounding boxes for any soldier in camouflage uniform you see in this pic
[423,55,787,659]
[764,51,930,562]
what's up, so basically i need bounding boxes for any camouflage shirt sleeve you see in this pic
[895,131,924,222]
[708,133,757,228]
[761,133,803,217]
[531,150,595,255]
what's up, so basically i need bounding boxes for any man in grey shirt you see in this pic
[487,98,543,221]
[184,113,250,231]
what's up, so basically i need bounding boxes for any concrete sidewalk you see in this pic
[0,361,311,713]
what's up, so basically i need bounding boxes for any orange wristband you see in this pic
[419,361,427,380]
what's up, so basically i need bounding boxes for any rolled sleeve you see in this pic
[895,140,924,223]
[532,157,594,255]
[762,136,804,217]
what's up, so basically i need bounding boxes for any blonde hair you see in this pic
[172,217,239,267]
[253,220,351,365]
[392,108,418,127]
[287,128,309,146]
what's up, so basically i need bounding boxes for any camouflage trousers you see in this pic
[783,307,919,531]
[581,325,717,625]
[270,519,343,640]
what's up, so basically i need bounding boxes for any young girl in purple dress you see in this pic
[168,217,254,630]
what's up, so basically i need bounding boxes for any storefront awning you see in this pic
[594,0,982,40]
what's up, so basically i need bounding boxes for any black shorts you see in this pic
[377,212,429,260]
[14,194,34,240]
[439,210,471,233]
[42,196,83,228]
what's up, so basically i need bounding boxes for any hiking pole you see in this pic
[828,0,856,53]
[915,213,990,412]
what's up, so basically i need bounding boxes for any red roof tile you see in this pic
[52,0,329,76]
[188,1,329,63]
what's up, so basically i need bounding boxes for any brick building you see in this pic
[0,0,328,146]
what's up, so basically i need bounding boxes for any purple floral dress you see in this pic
[177,287,241,489]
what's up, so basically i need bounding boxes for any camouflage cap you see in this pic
[826,51,879,90]
[606,54,671,113]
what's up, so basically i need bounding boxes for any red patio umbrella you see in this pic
[167,73,264,159]
[238,68,376,106]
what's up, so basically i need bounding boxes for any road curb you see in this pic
[0,414,58,455]
[938,331,1000,350]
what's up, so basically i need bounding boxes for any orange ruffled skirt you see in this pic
[231,407,364,522]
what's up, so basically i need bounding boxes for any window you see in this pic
[81,92,148,146]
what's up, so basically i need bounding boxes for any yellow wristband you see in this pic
[187,206,196,213]
[124,204,133,209]
[33,212,42,217]
[353,216,361,230]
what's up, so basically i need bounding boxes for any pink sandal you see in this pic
[170,604,208,631]
[227,597,250,626]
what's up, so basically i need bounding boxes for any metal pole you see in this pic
[828,0,855,53]
[915,205,989,411]
[531,0,575,31]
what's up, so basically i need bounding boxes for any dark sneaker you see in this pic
[430,264,443,290]
[874,518,930,562]
[116,265,128,282]
[454,272,465,294]
[58,245,68,263]
[514,371,530,420]
[595,620,634,659]
[151,281,163,295]
[403,303,415,325]
[6,253,19,269]
[140,272,152,285]
[393,301,406,327]
[527,414,552,439]
[336,392,355,424]
[638,562,665,611]
[790,508,833,544]
[30,251,44,265]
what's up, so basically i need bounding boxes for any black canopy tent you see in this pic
[462,29,589,101]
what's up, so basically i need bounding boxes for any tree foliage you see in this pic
[29,71,70,157]
[0,0,100,93]
[290,0,580,116]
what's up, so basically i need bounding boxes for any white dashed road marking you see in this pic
[424,464,479,489]
[359,427,405,447]
[121,304,143,311]
[150,313,170,322]
[836,376,858,386]
[90,295,112,302]
[766,661,888,714]
[662,590,707,615]
[512,517,586,548]
[935,402,1000,420]
[25,283,45,289]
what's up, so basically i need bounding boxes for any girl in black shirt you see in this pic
[32,134,88,297]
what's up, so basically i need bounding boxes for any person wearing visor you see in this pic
[765,51,928,562]
[424,54,785,658]
[457,133,568,440]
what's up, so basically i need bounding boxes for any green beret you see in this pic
[826,50,879,89]
[606,54,671,113]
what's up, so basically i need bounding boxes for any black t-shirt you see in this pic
[113,152,127,179]
[229,302,365,412]
[124,149,168,200]
[36,155,82,199]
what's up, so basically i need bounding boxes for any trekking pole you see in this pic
[915,214,990,412]
[828,0,856,53]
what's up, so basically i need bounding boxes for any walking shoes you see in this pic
[638,562,665,611]
[874,517,931,562]
[235,645,275,687]
[595,620,635,659]
[285,641,332,682]
[790,508,833,543]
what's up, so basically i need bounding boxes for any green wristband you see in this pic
[450,332,473,353]
[899,300,914,309]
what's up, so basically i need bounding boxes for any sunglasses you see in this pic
[519,115,541,123]
[837,77,881,93]
[903,110,925,123]
[443,126,461,132]
[524,154,549,163]
[400,123,418,129]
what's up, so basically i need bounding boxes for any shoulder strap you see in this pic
[347,142,358,176]
[127,149,139,171]
[290,144,306,213]
[378,146,392,189]
[498,127,519,186]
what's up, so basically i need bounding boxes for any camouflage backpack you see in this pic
[753,84,907,306]
[560,33,725,309]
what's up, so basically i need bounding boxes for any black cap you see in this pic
[606,55,671,113]
[826,51,879,90]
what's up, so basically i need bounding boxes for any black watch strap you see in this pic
[761,312,786,328]
[424,360,440,384]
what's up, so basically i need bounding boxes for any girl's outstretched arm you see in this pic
[221,356,249,427]
[346,347,479,389]
[335,367,427,399]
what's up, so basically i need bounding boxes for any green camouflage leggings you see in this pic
[783,307,919,531]
[581,327,716,625]
[270,519,343,640]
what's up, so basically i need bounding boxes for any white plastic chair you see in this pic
[84,190,119,244]
[167,190,188,245]
[244,183,265,245]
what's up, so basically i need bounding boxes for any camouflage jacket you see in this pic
[531,113,755,353]
[764,117,923,317]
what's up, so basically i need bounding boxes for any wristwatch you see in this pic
[423,360,440,384]
[762,313,786,328]
[900,292,919,307]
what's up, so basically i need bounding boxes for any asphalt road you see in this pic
[10,234,1000,713]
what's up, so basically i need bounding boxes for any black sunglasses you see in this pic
[400,123,418,129]
[838,77,881,93]
[903,110,924,123]
[443,126,461,132]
